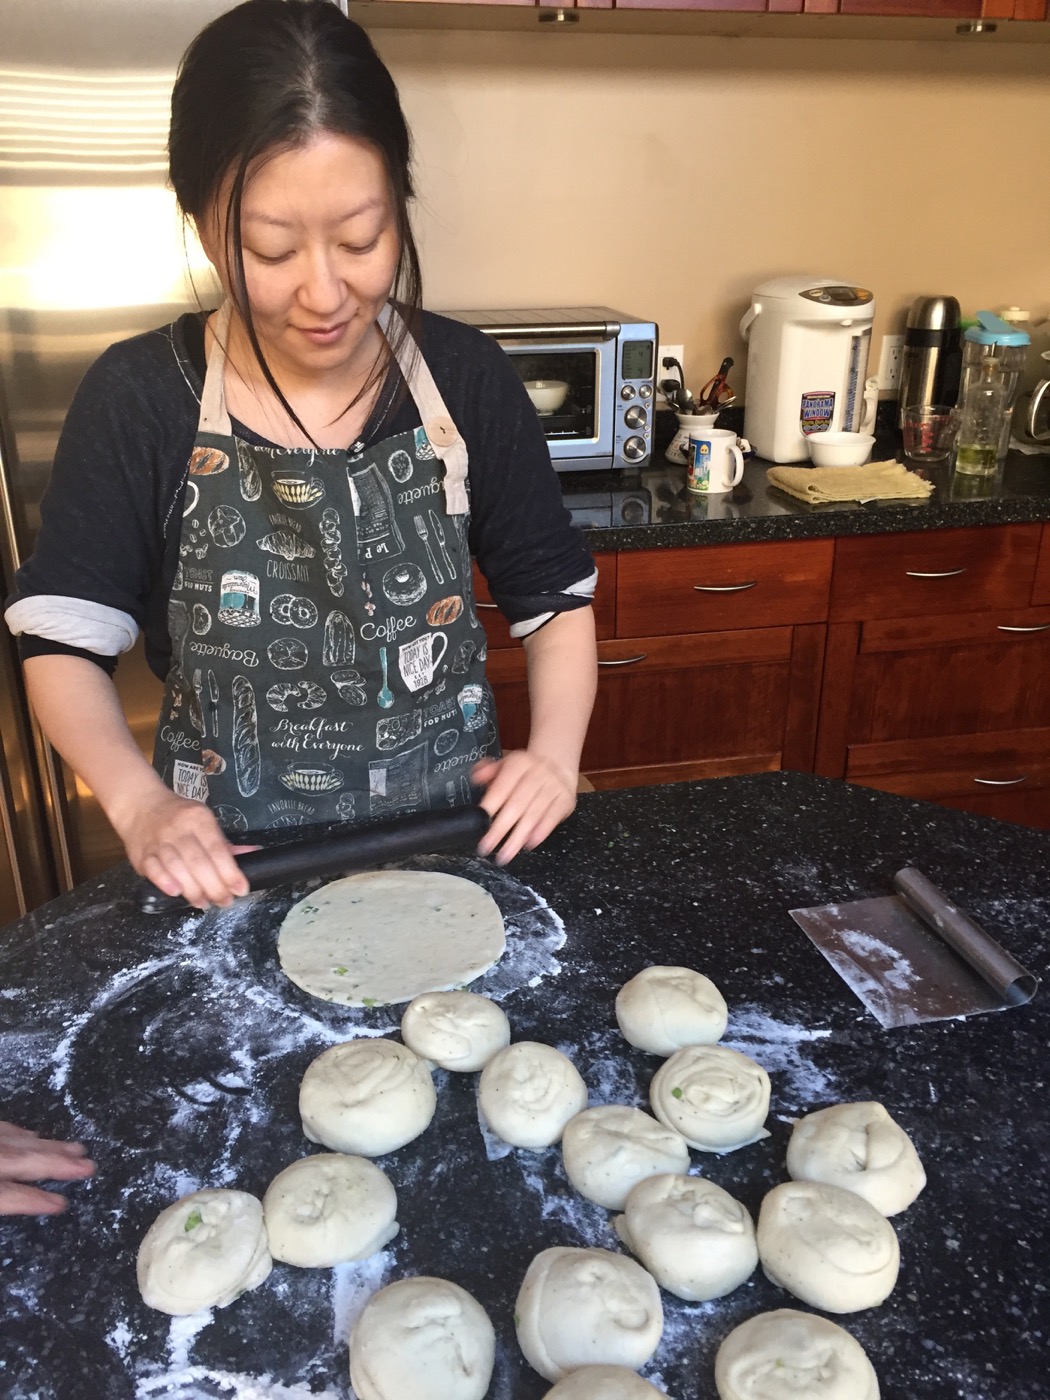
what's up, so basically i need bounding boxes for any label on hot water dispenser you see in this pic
[799,392,835,435]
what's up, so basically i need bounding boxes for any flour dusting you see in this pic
[136,1368,340,1399]
[724,1006,837,1109]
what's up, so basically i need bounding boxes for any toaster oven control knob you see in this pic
[639,384,654,399]
[625,405,648,430]
[620,384,637,400]
[623,435,647,461]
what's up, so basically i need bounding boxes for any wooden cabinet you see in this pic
[815,524,1050,828]
[476,521,1050,828]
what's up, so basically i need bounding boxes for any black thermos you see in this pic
[897,295,962,426]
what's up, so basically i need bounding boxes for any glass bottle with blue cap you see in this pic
[953,310,1031,476]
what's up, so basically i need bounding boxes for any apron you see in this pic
[155,303,497,834]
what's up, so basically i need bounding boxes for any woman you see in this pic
[5,0,597,911]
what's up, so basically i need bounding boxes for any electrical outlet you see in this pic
[877,334,904,392]
[656,344,686,404]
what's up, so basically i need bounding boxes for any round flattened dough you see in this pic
[616,966,728,1056]
[786,1101,926,1217]
[349,1275,495,1400]
[401,990,510,1072]
[650,1045,770,1153]
[277,870,505,1008]
[614,1173,757,1301]
[478,1042,588,1149]
[757,1181,900,1314]
[262,1153,398,1267]
[544,1366,668,1398]
[715,1308,880,1400]
[515,1246,664,1383]
[299,1038,436,1157]
[136,1188,271,1316]
[561,1106,690,1210]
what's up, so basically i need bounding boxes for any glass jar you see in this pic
[953,311,1030,475]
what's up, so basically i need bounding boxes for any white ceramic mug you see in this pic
[665,412,719,465]
[686,428,745,493]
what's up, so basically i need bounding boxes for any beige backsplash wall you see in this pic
[370,26,1050,385]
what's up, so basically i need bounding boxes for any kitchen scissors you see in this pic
[697,356,735,412]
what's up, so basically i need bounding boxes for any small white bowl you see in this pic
[524,379,569,414]
[807,432,876,467]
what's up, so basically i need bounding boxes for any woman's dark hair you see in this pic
[169,0,421,440]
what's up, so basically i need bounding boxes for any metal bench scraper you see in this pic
[790,866,1039,1029]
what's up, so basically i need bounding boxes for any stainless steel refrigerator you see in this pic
[0,0,239,923]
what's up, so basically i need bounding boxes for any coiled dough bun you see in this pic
[561,1106,690,1210]
[715,1309,880,1400]
[757,1181,900,1313]
[299,1038,436,1157]
[137,1188,271,1316]
[262,1153,398,1268]
[401,990,510,1072]
[614,1173,757,1301]
[616,966,728,1056]
[786,1101,926,1217]
[650,1045,770,1153]
[349,1275,495,1400]
[544,1366,668,1398]
[515,1246,664,1383]
[478,1042,588,1149]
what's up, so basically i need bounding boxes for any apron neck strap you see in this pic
[199,301,234,437]
[380,304,469,516]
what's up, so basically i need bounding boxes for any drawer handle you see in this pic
[997,624,1050,634]
[598,654,648,667]
[903,568,967,579]
[972,775,1028,787]
[476,601,498,609]
[693,581,758,593]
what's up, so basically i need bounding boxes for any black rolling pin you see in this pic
[134,804,491,915]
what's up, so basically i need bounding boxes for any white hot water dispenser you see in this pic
[740,276,877,462]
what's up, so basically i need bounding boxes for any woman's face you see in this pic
[201,130,400,384]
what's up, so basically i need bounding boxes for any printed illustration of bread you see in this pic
[208,505,247,548]
[427,595,463,626]
[189,446,229,476]
[322,610,356,666]
[256,531,317,561]
[236,442,261,501]
[231,675,261,797]
[200,749,226,776]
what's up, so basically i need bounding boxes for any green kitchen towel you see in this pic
[767,460,935,503]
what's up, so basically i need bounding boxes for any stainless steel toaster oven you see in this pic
[442,306,659,472]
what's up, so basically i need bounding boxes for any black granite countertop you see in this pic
[1,772,1048,1399]
[567,411,1050,550]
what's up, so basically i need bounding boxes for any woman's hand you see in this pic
[110,788,251,910]
[472,750,577,865]
[0,1122,95,1216]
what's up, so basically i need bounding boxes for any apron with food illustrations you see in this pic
[154,303,497,835]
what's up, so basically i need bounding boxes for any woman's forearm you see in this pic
[22,654,168,828]
[521,605,598,781]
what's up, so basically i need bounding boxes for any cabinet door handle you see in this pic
[972,775,1028,787]
[996,624,1050,634]
[476,601,498,609]
[598,654,647,667]
[903,567,967,579]
[693,581,758,593]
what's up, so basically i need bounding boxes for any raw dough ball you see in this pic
[757,1180,900,1313]
[137,1188,271,1316]
[561,1106,690,1210]
[299,1038,436,1157]
[515,1246,664,1383]
[544,1367,668,1398]
[616,966,728,1056]
[786,1101,926,1217]
[715,1308,880,1400]
[262,1153,398,1268]
[278,870,506,1007]
[650,1045,770,1153]
[478,1042,588,1149]
[349,1275,495,1400]
[401,990,510,1072]
[614,1173,757,1301]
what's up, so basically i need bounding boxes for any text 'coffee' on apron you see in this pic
[155,303,497,833]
